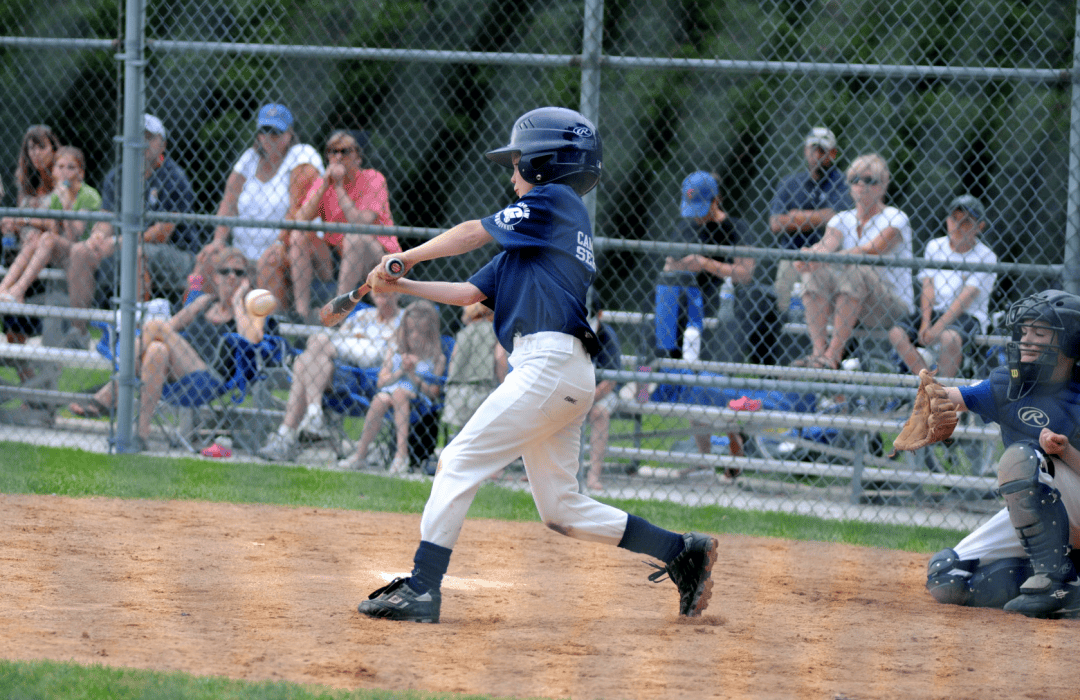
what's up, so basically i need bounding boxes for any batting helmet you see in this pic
[1004,289,1080,399]
[485,106,603,196]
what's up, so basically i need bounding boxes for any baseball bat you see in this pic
[318,256,405,327]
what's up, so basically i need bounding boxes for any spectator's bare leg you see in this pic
[257,243,290,313]
[67,241,104,332]
[352,392,392,464]
[824,293,861,366]
[7,231,59,302]
[889,325,927,376]
[281,333,337,430]
[288,230,315,318]
[0,229,41,298]
[390,388,412,462]
[937,328,964,378]
[137,319,208,440]
[338,235,383,296]
[586,403,610,489]
[802,289,831,358]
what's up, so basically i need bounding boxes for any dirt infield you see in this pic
[0,493,1074,699]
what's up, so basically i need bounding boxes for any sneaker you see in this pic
[297,404,330,437]
[388,454,409,474]
[258,432,299,462]
[357,577,441,623]
[1003,577,1080,619]
[647,532,719,617]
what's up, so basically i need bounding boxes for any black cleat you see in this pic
[1004,577,1080,619]
[357,577,441,623]
[647,532,719,616]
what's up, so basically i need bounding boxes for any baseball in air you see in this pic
[244,289,277,317]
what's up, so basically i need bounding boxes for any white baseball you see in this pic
[244,289,277,317]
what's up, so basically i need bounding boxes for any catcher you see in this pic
[899,290,1080,618]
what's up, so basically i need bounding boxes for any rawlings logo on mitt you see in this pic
[889,369,959,455]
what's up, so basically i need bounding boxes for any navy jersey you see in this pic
[959,367,1080,448]
[471,183,596,352]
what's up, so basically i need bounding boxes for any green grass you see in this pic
[0,441,967,699]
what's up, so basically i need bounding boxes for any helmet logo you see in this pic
[1017,407,1050,428]
[572,126,592,137]
[493,202,531,230]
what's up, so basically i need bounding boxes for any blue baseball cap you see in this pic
[680,171,719,218]
[257,103,293,132]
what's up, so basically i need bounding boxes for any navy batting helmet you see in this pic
[1004,289,1080,399]
[485,107,603,196]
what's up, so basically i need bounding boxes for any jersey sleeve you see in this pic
[959,379,997,423]
[479,188,556,250]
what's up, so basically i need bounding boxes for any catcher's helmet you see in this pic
[1004,289,1080,399]
[486,107,602,196]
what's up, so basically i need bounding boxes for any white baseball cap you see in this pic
[805,126,837,151]
[144,114,166,140]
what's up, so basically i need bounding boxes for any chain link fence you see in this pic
[1,0,1076,529]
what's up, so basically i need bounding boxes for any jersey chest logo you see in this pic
[494,202,530,230]
[1017,407,1050,428]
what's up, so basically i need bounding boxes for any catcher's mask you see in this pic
[1004,290,1080,399]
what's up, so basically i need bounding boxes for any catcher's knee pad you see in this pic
[996,441,1046,496]
[967,558,1033,608]
[926,549,976,606]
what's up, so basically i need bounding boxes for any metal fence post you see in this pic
[114,0,147,453]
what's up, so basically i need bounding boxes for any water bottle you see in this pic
[184,274,204,306]
[788,281,805,325]
[719,277,736,323]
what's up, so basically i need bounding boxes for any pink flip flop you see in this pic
[728,396,762,411]
[201,443,232,458]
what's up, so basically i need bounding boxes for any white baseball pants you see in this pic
[420,331,630,549]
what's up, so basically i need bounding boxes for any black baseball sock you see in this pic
[410,540,452,593]
[618,514,685,563]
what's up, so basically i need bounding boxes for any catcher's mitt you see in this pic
[889,369,959,454]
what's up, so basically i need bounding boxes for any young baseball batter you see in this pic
[925,290,1080,618]
[355,106,719,623]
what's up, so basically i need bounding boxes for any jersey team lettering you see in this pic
[575,230,596,271]
[494,202,531,230]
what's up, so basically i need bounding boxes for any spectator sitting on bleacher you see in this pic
[442,301,507,439]
[650,171,753,364]
[65,114,196,349]
[194,103,323,312]
[0,147,101,305]
[257,289,404,462]
[768,126,853,316]
[68,246,269,452]
[0,124,60,246]
[889,194,998,378]
[792,153,913,370]
[337,299,446,474]
[287,129,399,323]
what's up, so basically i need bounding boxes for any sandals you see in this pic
[792,355,838,370]
[68,396,110,418]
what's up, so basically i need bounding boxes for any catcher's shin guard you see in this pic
[996,443,1080,617]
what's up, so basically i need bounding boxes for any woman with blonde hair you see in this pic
[792,152,914,369]
[339,300,445,473]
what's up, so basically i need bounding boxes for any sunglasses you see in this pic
[848,175,881,186]
[326,146,357,157]
[217,267,247,277]
[257,126,284,136]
